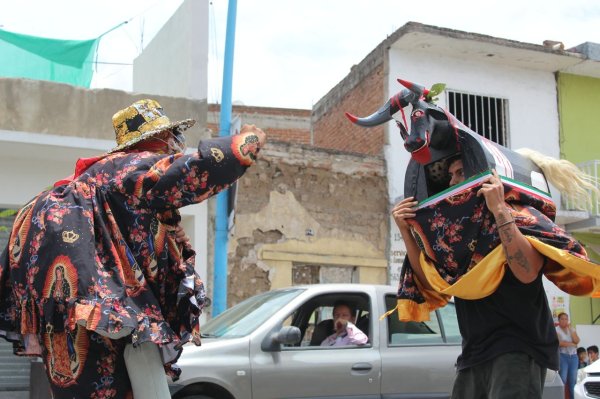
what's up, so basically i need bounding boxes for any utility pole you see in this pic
[213,0,237,317]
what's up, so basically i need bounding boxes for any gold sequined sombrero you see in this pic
[109,99,196,153]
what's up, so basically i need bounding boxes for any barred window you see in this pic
[446,90,509,146]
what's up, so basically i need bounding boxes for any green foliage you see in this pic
[426,83,446,103]
[0,209,17,233]
[0,209,16,218]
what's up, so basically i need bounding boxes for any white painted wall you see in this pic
[0,131,109,207]
[180,203,209,324]
[385,48,561,286]
[133,0,209,101]
[576,325,600,350]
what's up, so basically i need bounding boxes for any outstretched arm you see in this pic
[392,197,434,291]
[117,125,266,211]
[477,170,545,283]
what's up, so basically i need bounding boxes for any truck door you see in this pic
[380,294,462,398]
[250,292,382,399]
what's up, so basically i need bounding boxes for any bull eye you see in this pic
[412,110,424,119]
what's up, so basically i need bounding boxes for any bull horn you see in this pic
[345,90,413,127]
[397,78,430,98]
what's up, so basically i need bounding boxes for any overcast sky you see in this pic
[2,0,600,109]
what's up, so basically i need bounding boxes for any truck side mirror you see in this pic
[261,326,301,352]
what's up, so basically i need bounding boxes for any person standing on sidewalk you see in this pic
[556,312,580,399]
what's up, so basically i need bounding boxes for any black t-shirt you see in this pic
[454,265,559,371]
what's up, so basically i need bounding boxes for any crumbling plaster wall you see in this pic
[227,140,388,306]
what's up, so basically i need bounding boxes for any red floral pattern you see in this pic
[398,181,594,307]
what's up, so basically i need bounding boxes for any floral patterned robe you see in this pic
[0,133,260,398]
[393,172,600,322]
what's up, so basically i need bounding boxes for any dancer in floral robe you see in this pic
[0,99,266,398]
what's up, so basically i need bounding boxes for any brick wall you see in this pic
[312,63,385,156]
[208,104,311,145]
[207,65,387,155]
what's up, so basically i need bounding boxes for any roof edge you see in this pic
[311,21,592,119]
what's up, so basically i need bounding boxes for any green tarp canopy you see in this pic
[0,29,100,88]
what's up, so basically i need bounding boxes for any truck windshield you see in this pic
[202,289,304,338]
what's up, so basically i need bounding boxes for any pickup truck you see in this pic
[170,284,564,399]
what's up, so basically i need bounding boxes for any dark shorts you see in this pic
[451,352,546,399]
[41,325,133,399]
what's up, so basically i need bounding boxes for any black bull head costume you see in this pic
[347,79,600,322]
[346,78,549,201]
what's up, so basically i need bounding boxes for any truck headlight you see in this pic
[576,369,586,385]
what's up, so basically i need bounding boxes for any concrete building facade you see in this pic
[207,104,312,145]
[133,0,208,100]
[206,103,388,306]
[226,140,387,306]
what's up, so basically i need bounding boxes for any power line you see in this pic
[93,61,133,66]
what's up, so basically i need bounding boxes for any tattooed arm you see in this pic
[477,170,545,283]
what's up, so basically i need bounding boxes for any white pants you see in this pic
[124,341,171,399]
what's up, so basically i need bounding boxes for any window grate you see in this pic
[447,90,509,146]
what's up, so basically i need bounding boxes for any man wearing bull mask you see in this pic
[0,99,266,399]
[392,156,557,399]
[347,79,599,399]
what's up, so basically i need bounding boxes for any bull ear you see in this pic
[428,105,447,121]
